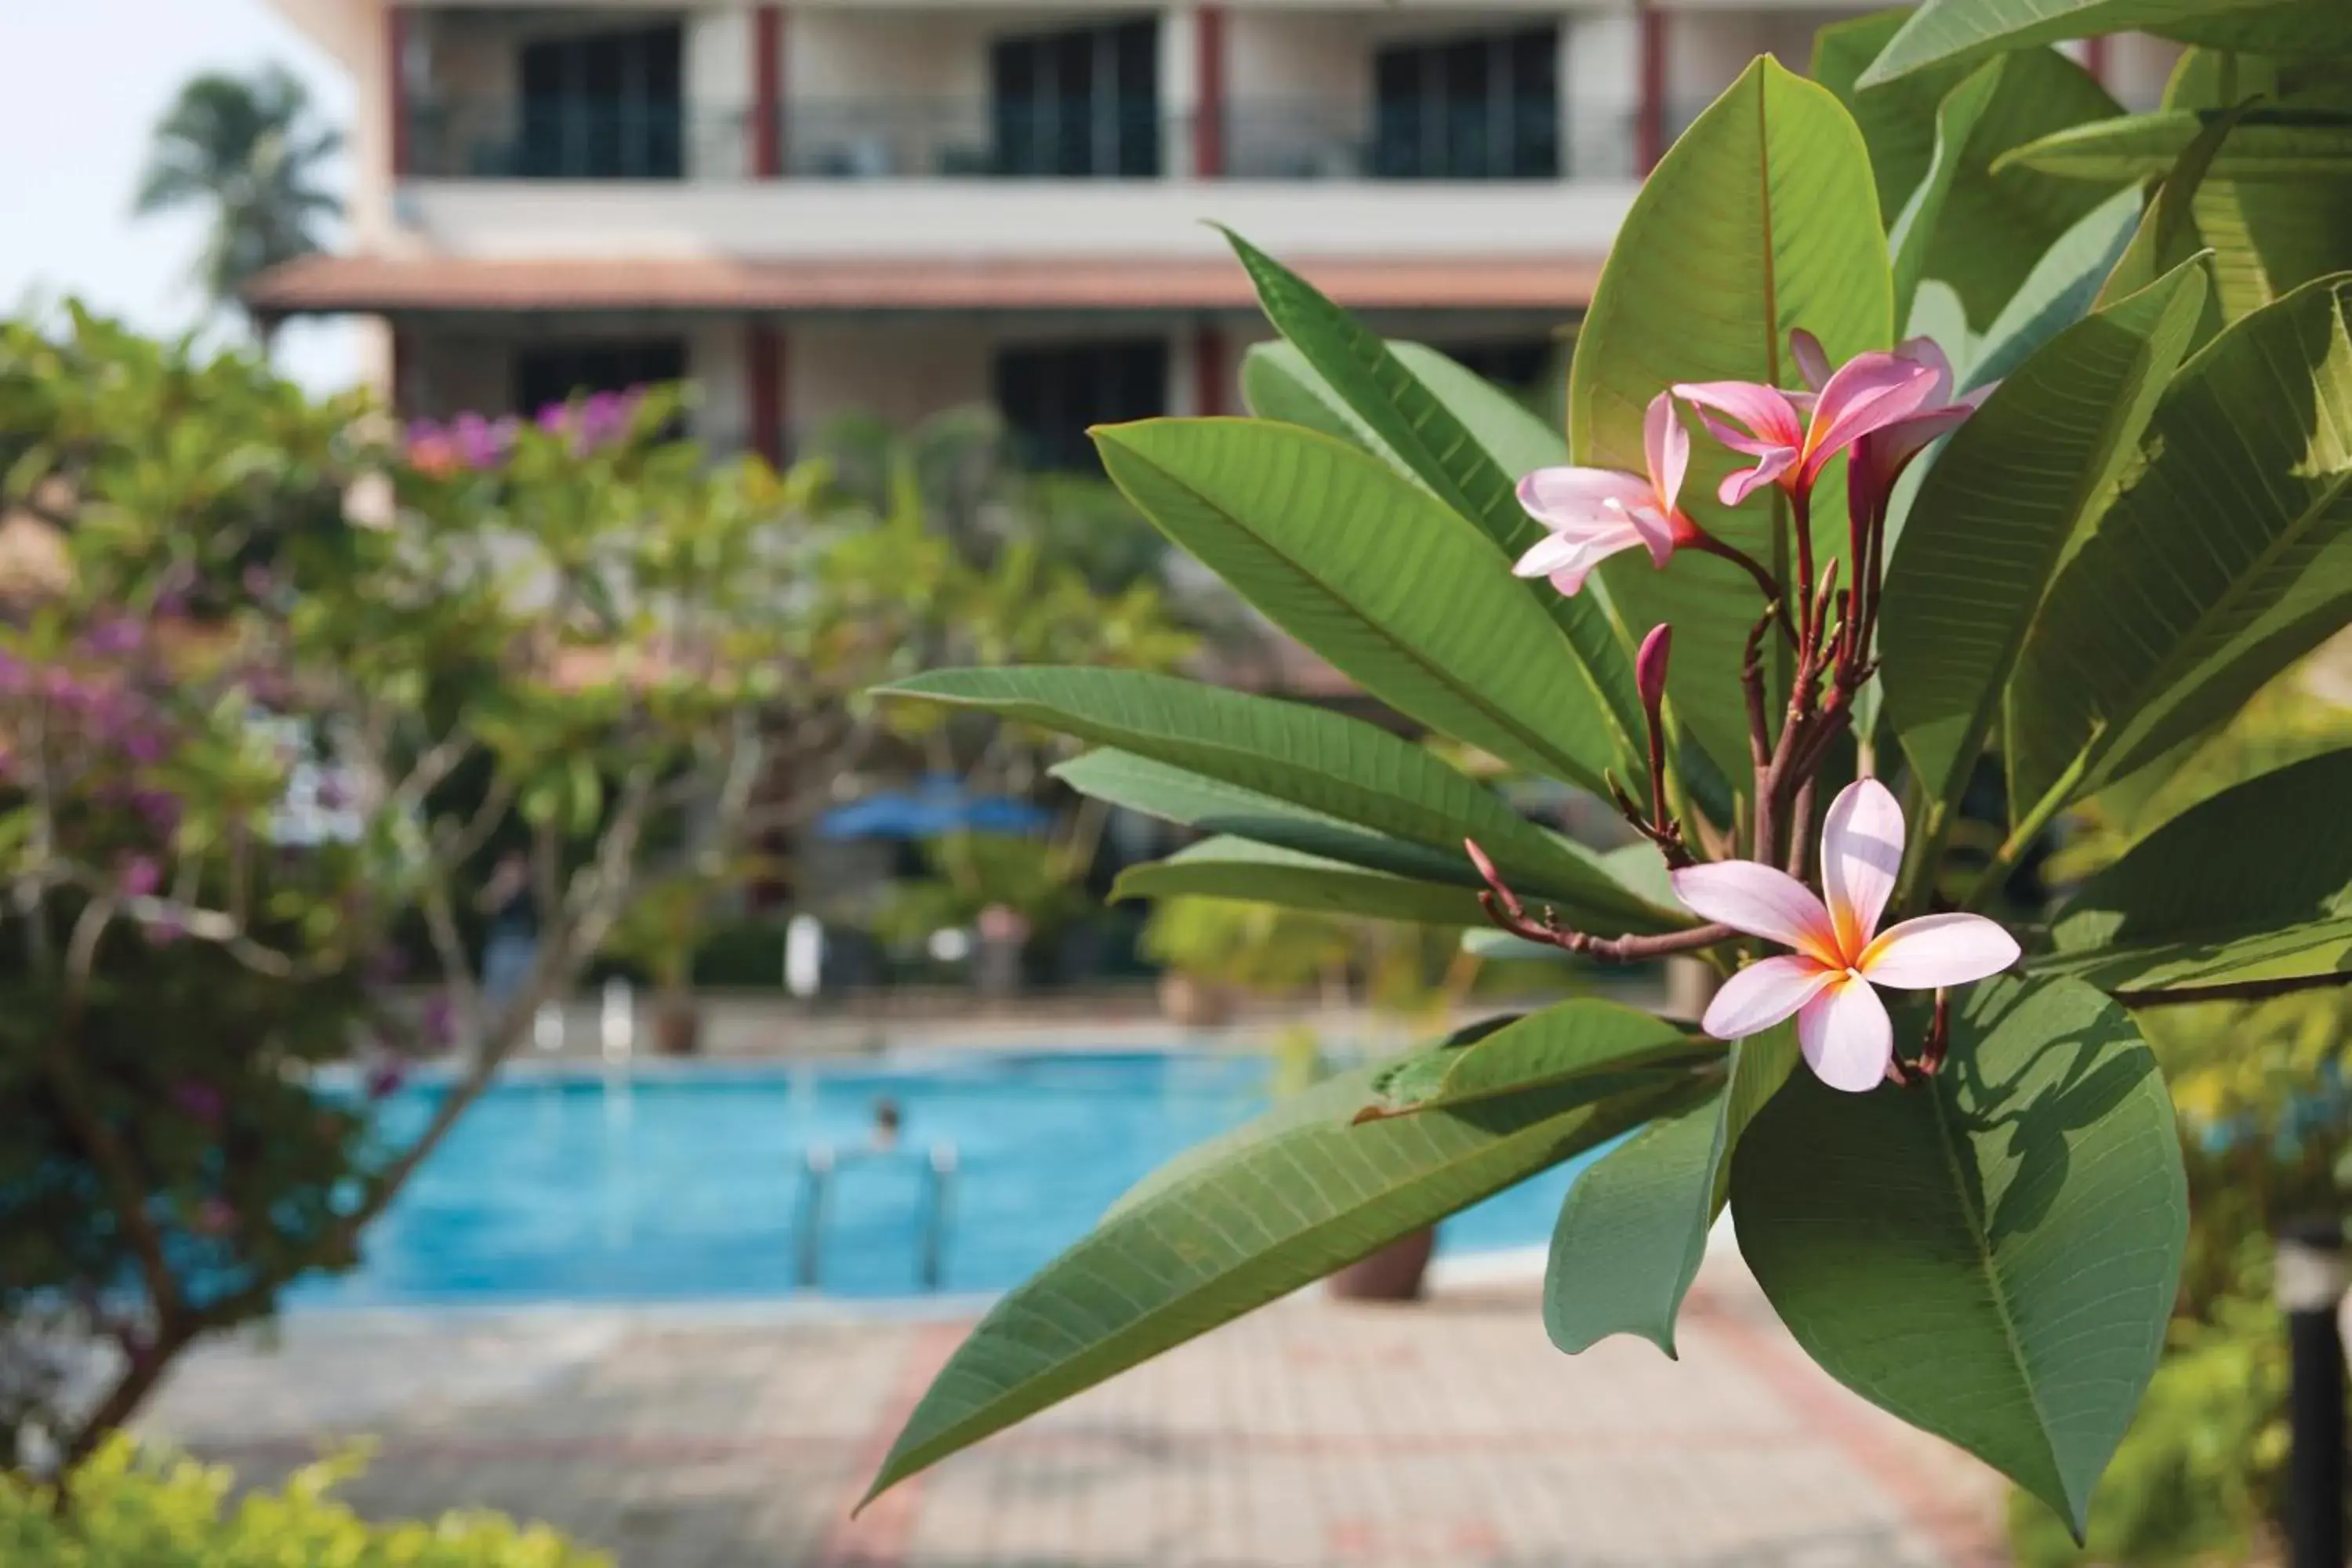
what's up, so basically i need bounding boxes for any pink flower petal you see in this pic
[1719,446,1797,506]
[1790,330,1833,394]
[1799,353,1944,485]
[1798,972,1893,1093]
[1518,466,1653,529]
[1702,954,1838,1040]
[1894,336,1956,405]
[1514,522,1646,593]
[1625,506,1679,568]
[1820,778,1905,960]
[1642,393,1690,517]
[1674,381,1809,450]
[1669,861,1839,965]
[1860,913,2021,989]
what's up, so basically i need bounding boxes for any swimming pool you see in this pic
[292,1050,1603,1308]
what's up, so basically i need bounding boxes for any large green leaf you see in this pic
[1733,975,2187,1537]
[1362,999,1718,1120]
[1053,749,1475,887]
[862,1059,1708,1503]
[884,667,1677,928]
[1239,340,1386,457]
[1110,837,1489,928]
[1963,187,2144,391]
[1570,57,1893,781]
[1542,1025,1797,1356]
[2167,54,2352,327]
[1859,0,2352,89]
[2040,746,2352,996]
[1819,13,2125,329]
[1223,234,1643,769]
[2005,274,2352,815]
[1093,418,1630,792]
[2002,108,2352,183]
[1888,62,2006,332]
[1881,262,2209,833]
[1388,341,1570,480]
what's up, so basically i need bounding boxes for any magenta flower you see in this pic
[118,855,162,899]
[1675,341,1947,506]
[1512,393,1698,595]
[1669,779,2020,1093]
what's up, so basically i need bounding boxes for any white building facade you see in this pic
[255,0,2176,464]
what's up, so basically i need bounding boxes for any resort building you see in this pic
[250,1,2181,464]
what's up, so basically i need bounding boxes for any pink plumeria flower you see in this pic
[1512,393,1700,596]
[1674,339,1947,506]
[1668,778,2020,1093]
[1794,331,1990,512]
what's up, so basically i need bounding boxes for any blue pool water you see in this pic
[292,1051,1600,1308]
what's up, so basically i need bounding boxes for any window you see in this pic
[514,340,687,420]
[516,24,684,179]
[994,339,1169,472]
[1372,27,1559,180]
[990,19,1160,177]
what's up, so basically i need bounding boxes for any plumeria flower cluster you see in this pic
[1475,333,2010,1093]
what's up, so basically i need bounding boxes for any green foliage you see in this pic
[1858,0,2352,89]
[1735,978,2188,1534]
[1570,56,1892,779]
[0,1438,607,1567]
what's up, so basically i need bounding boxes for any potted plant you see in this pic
[602,861,755,1057]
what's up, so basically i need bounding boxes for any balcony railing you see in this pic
[408,99,752,180]
[402,97,1639,183]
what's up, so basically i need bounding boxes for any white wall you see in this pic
[690,319,755,445]
[787,318,992,431]
[405,177,1640,259]
[1565,7,1641,179]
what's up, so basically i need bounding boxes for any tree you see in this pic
[133,66,342,337]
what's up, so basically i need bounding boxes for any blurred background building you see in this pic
[237,0,2166,468]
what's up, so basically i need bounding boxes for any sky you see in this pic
[0,0,363,390]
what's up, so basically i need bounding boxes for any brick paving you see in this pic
[145,1252,2008,1567]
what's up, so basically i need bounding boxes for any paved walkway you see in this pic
[145,1254,2008,1567]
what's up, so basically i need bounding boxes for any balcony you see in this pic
[402,96,1635,185]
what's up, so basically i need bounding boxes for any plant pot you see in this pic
[652,998,702,1057]
[1326,1226,1436,1302]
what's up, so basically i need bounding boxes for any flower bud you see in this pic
[1636,623,1673,719]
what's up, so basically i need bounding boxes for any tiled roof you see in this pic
[244,252,1603,316]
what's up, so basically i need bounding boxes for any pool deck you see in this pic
[145,1247,2009,1567]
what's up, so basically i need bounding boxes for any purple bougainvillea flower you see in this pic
[119,855,162,899]
[1512,393,1700,597]
[170,1080,226,1125]
[1669,779,2020,1093]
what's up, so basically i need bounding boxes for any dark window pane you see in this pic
[1372,24,1559,179]
[995,339,1168,472]
[514,339,687,419]
[990,19,1159,178]
[515,25,684,180]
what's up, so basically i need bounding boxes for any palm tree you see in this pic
[134,65,343,339]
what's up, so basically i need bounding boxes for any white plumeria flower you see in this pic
[1669,778,2021,1092]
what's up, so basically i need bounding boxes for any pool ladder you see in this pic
[793,1144,959,1293]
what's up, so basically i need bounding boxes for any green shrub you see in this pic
[0,1437,609,1568]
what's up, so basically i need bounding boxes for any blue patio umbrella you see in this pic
[816,776,1053,841]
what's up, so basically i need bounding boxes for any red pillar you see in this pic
[1194,323,1229,417]
[2081,34,2111,88]
[1193,5,1225,178]
[387,3,412,178]
[1636,5,1668,176]
[748,321,786,466]
[753,5,785,178]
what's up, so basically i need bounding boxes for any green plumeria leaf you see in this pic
[1859,0,2352,89]
[1093,417,1632,792]
[2038,746,2352,996]
[1733,975,2187,1541]
[1819,13,2124,329]
[862,1049,1710,1505]
[1109,837,1489,928]
[1221,234,1645,775]
[2005,274,2352,816]
[1361,999,1719,1120]
[882,667,1680,931]
[1570,56,1893,782]
[2001,107,2352,183]
[1882,260,2209,841]
[1543,1025,1797,1356]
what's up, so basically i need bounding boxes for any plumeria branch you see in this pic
[1466,838,1735,961]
